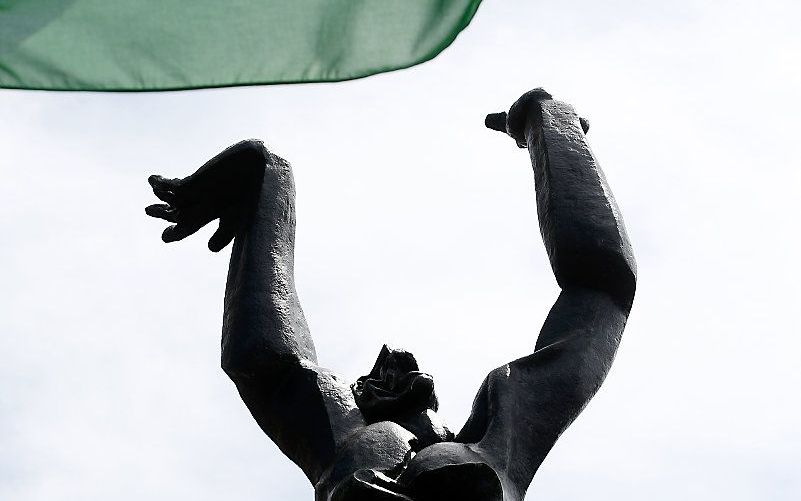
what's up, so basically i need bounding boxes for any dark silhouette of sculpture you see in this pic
[145,89,636,501]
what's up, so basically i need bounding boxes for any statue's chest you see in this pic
[317,427,507,501]
[316,421,415,500]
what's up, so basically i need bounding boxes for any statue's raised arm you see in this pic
[427,89,637,498]
[146,141,367,484]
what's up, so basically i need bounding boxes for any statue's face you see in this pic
[352,345,438,423]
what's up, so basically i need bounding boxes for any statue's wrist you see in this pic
[506,88,552,148]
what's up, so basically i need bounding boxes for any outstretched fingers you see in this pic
[147,174,198,243]
[148,175,181,204]
[208,206,243,252]
[145,203,179,222]
[162,222,202,243]
[208,220,236,252]
[146,173,243,250]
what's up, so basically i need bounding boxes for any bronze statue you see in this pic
[145,89,636,501]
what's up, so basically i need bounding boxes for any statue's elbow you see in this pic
[599,248,636,312]
[221,350,256,382]
[615,263,637,313]
[220,336,263,382]
[221,339,308,389]
[556,246,637,312]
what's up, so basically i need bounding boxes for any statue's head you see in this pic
[351,345,439,423]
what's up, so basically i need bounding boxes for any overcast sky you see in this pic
[2,0,800,500]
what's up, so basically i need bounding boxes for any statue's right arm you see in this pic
[146,140,365,484]
[457,91,637,495]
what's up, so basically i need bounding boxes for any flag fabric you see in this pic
[0,0,482,92]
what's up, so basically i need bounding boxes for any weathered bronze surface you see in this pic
[146,89,636,501]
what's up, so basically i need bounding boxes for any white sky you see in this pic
[1,0,800,500]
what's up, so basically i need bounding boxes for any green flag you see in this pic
[0,0,482,91]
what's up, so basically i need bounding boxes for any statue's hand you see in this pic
[145,161,261,252]
[485,88,589,148]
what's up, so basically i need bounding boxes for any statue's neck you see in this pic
[395,409,454,450]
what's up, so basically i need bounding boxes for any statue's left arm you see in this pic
[457,90,637,496]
